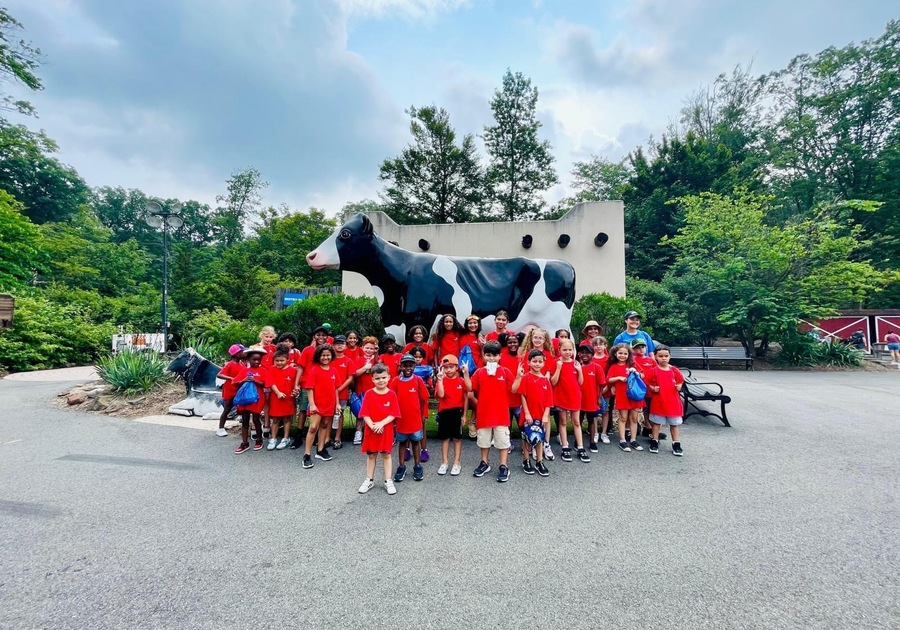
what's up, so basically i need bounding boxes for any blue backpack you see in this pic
[626,371,647,401]
[458,344,477,375]
[349,391,363,418]
[233,381,259,406]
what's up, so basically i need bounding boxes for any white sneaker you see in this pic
[384,479,397,495]
[216,428,227,437]
[358,478,375,494]
[544,443,555,461]
[592,432,600,443]
[276,438,290,450]
[266,438,277,451]
[600,433,611,444]
[437,463,448,475]
[450,464,461,476]
[353,430,363,445]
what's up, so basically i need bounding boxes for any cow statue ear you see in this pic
[360,215,373,235]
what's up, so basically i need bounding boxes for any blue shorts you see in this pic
[396,430,424,443]
[888,343,900,351]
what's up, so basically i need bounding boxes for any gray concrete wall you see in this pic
[341,201,625,300]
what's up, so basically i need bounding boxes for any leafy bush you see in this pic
[571,292,647,343]
[625,276,694,345]
[179,335,223,364]
[259,293,383,341]
[0,293,116,372]
[96,350,172,394]
[775,328,864,367]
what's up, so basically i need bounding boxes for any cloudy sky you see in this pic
[6,0,897,215]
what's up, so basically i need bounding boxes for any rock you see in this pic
[82,399,104,412]
[67,393,87,406]
[128,397,146,406]
[104,401,128,414]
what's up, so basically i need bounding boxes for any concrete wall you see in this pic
[341,201,625,300]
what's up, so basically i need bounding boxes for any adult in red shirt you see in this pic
[470,341,514,482]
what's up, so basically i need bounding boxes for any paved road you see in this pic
[1,371,898,630]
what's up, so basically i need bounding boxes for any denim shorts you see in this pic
[396,430,424,442]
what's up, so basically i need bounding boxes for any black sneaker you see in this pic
[658,432,668,441]
[497,465,510,483]
[289,439,302,450]
[473,460,491,477]
[263,430,271,439]
[588,441,598,453]
[577,448,591,463]
[302,454,314,469]
[315,449,332,461]
[522,459,535,475]
[413,464,424,481]
[394,465,406,482]
[673,442,684,457]
[561,447,573,462]
[535,460,549,477]
[649,439,659,454]
[640,427,653,438]
[629,440,644,451]
[619,440,632,452]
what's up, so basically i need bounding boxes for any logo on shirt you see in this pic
[383,401,392,407]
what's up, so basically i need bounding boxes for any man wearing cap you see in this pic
[614,311,656,356]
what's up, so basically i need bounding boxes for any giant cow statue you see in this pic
[306,213,576,340]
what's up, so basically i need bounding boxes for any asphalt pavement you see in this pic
[0,371,898,630]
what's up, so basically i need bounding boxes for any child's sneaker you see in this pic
[619,440,632,452]
[394,465,407,482]
[600,433,611,444]
[253,440,263,451]
[649,439,659,454]
[315,449,332,461]
[276,438,290,450]
[420,449,430,463]
[629,440,644,451]
[353,430,363,445]
[302,454,314,469]
[658,431,668,441]
[672,442,684,457]
[473,461,491,477]
[535,460,549,477]
[437,463,448,475]
[384,480,397,495]
[497,465,510,483]
[522,459,535,475]
[404,448,411,462]
[592,432,600,443]
[251,430,258,440]
[234,442,250,454]
[216,427,228,437]
[561,447,573,462]
[544,443,555,461]
[588,441,598,452]
[358,478,375,494]
[577,448,591,463]
[450,464,461,476]
[266,438,277,451]
[413,464,424,481]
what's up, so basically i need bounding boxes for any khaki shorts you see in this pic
[476,426,511,450]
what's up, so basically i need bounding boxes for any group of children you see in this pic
[217,310,687,497]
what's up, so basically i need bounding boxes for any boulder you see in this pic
[67,392,87,406]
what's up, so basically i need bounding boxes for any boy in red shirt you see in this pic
[470,341,514,482]
[390,355,430,482]
[357,364,401,495]
[512,350,553,477]
[644,345,685,456]
[435,354,471,476]
[378,334,401,378]
[632,338,666,442]
[578,343,606,454]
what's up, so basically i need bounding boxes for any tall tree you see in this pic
[483,70,557,221]
[565,156,630,204]
[248,206,340,285]
[0,8,42,117]
[0,189,44,289]
[213,167,268,246]
[379,105,486,224]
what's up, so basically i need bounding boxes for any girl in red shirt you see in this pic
[431,314,463,365]
[301,344,339,469]
[216,344,246,437]
[344,331,362,362]
[485,309,513,343]
[519,328,557,376]
[265,350,298,451]
[357,365,401,495]
[402,325,434,365]
[233,347,268,454]
[551,339,586,462]
[512,350,553,476]
[328,336,355,450]
[591,336,612,445]
[352,336,380,445]
[644,345,685,456]
[606,343,645,453]
[460,315,486,370]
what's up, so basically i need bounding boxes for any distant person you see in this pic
[614,311,656,356]
[884,329,900,365]
[848,329,867,351]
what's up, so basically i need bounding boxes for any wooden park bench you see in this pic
[705,346,754,370]
[668,346,709,369]
[680,368,732,427]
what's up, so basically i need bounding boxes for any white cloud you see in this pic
[337,0,470,19]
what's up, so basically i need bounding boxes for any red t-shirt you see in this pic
[433,332,461,362]
[219,359,243,400]
[331,355,354,401]
[459,333,485,369]
[499,353,522,408]
[297,345,318,387]
[359,388,401,454]
[379,352,401,378]
[343,345,362,362]
[437,374,467,410]
[402,342,434,365]
[471,365,513,429]
[645,366,685,417]
[234,364,267,414]
[634,355,657,398]
[579,361,606,412]
[265,364,298,417]
[390,375,429,434]
[520,348,557,377]
[305,364,338,417]
[552,360,582,411]
[607,362,644,411]
[592,354,609,372]
[518,372,553,425]
[485,328,515,343]
[354,355,377,394]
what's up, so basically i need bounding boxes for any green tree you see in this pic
[0,189,44,288]
[248,206,340,285]
[379,105,486,224]
[554,156,631,214]
[213,167,268,246]
[0,8,42,116]
[483,69,557,221]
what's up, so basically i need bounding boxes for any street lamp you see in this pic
[145,201,183,351]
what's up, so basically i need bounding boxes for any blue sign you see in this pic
[282,292,306,306]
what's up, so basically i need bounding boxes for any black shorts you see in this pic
[436,408,464,440]
[580,410,599,422]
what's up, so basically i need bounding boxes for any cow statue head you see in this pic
[307,213,377,273]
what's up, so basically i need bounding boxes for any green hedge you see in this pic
[571,292,647,344]
[257,293,383,342]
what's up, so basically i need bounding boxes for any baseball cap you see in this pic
[441,354,459,365]
[312,325,330,335]
[577,343,593,353]
[333,335,347,343]
[624,310,641,320]
[400,353,416,363]
[228,343,247,356]
[631,338,647,348]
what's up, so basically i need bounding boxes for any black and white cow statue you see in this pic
[306,213,576,340]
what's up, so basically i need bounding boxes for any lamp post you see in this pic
[145,201,183,352]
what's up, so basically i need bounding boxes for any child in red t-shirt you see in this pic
[265,349,298,451]
[644,345,685,456]
[357,365,401,495]
[461,315,486,371]
[512,350,553,477]
[409,346,434,461]
[498,332,524,431]
[590,336,612,445]
[379,334,401,378]
[551,339,586,462]
[344,331,362,362]
[216,344,246,437]
[485,309,514,343]
[289,326,331,450]
[470,341,514,482]
[233,347,268,454]
[435,354,471,476]
[518,328,557,460]
[329,335,355,449]
[632,338,662,441]
[390,355,430,482]
[577,343,606,453]
[402,325,434,365]
[431,314,463,365]
[606,343,645,453]
[301,344,339,469]
[352,336,380,445]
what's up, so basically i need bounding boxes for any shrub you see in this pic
[96,350,172,394]
[775,328,865,367]
[572,292,647,344]
[259,293,383,340]
[179,335,223,364]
